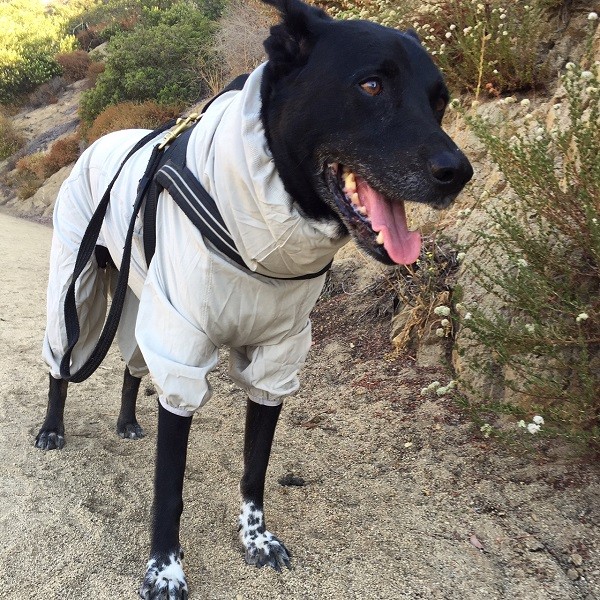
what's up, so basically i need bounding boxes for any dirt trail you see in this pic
[0,210,598,599]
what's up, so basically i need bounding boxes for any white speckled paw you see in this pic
[238,501,291,571]
[139,549,188,600]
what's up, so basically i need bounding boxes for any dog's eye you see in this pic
[360,78,383,96]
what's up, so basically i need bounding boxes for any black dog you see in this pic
[36,0,472,597]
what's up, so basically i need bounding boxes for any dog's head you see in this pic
[260,0,473,265]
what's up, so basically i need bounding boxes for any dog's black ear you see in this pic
[262,0,331,77]
[405,28,421,43]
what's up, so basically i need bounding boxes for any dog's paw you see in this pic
[139,550,188,600]
[35,429,65,450]
[244,530,291,571]
[117,419,145,440]
[238,501,291,572]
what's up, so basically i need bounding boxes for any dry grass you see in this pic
[84,101,182,144]
[27,77,67,108]
[215,0,277,78]
[45,133,80,172]
[0,111,25,159]
[55,51,92,83]
[85,61,105,88]
[14,132,80,198]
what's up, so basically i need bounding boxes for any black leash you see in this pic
[59,120,175,382]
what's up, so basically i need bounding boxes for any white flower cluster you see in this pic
[434,305,452,338]
[420,379,456,397]
[576,312,589,323]
[480,423,493,438]
[455,302,472,321]
[518,415,544,434]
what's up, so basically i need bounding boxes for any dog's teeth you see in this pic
[357,206,368,216]
[344,172,356,192]
[351,193,360,206]
[376,231,384,245]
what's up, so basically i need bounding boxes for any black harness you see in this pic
[60,77,330,383]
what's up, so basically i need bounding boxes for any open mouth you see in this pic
[325,163,422,265]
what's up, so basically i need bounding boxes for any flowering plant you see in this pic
[459,60,600,447]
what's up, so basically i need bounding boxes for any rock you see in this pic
[525,538,545,552]
[566,568,580,581]
[571,553,583,567]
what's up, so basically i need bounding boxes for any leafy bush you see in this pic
[0,0,77,104]
[458,61,600,447]
[79,2,216,124]
[84,101,182,144]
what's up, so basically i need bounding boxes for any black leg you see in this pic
[35,375,68,450]
[238,399,291,571]
[139,402,192,600]
[116,366,145,439]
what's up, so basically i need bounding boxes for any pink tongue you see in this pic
[356,176,421,265]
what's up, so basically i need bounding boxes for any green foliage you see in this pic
[460,62,600,447]
[0,0,77,104]
[79,2,217,124]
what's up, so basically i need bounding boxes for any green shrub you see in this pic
[0,0,77,104]
[458,61,600,448]
[79,2,216,124]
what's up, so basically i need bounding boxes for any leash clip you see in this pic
[158,112,201,150]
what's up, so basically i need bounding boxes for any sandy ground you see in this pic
[0,209,599,599]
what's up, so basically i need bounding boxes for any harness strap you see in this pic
[147,127,332,280]
[155,159,248,271]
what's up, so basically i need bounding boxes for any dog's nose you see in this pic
[428,150,473,192]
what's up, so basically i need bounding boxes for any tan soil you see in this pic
[0,209,598,599]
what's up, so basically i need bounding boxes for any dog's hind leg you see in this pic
[35,375,68,450]
[113,271,148,440]
[238,399,291,571]
[140,403,192,600]
[116,366,145,439]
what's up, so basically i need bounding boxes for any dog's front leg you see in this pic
[35,375,68,450]
[140,403,192,600]
[238,399,291,571]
